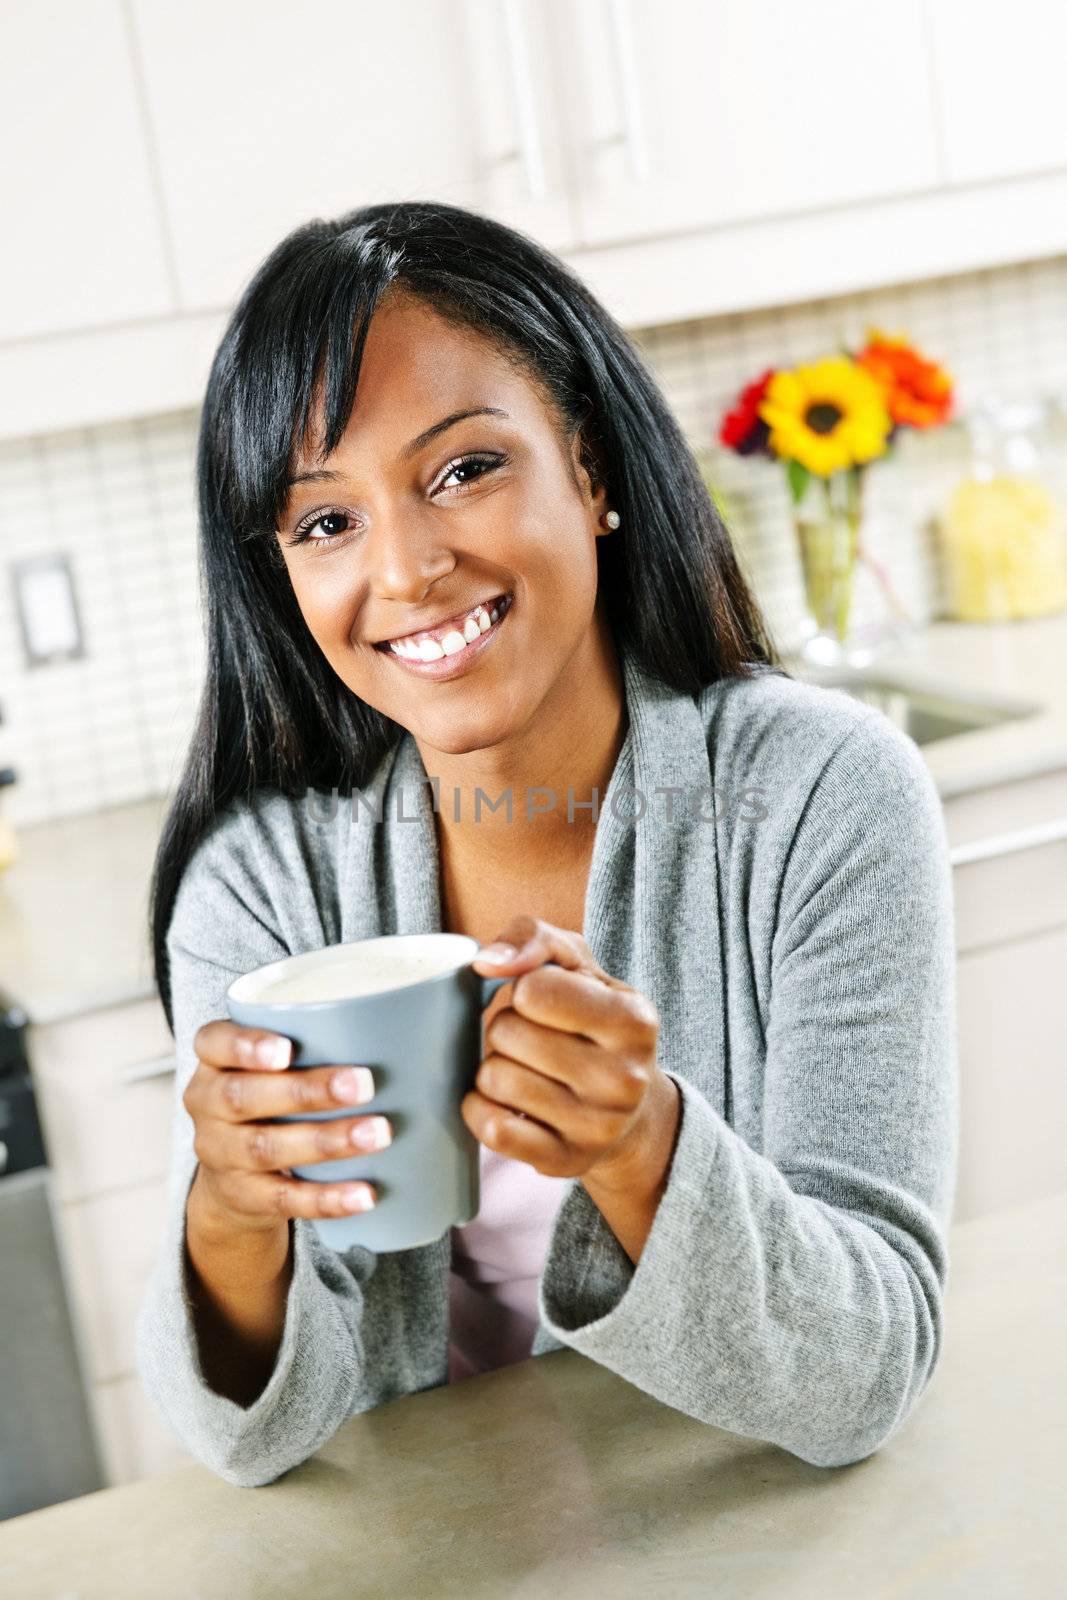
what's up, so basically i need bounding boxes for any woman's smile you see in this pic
[373,591,514,681]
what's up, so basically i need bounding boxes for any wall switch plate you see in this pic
[10,553,85,666]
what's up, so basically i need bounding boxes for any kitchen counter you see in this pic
[787,609,1067,799]
[1,1188,1064,1599]
[1,611,1065,1024]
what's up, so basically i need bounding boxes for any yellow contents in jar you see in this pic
[939,473,1067,620]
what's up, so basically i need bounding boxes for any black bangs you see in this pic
[222,218,404,533]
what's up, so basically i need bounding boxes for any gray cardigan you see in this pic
[135,644,958,1486]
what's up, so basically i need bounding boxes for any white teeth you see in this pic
[386,595,508,660]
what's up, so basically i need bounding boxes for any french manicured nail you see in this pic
[341,1185,376,1211]
[351,1116,391,1152]
[332,1068,375,1104]
[478,943,518,964]
[255,1035,291,1069]
[350,1113,391,1152]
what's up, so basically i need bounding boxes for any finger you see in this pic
[471,917,606,984]
[461,1089,574,1175]
[194,1018,294,1072]
[474,1056,642,1154]
[481,1015,650,1109]
[209,1168,379,1222]
[501,962,659,1055]
[204,1063,377,1123]
[196,1109,393,1173]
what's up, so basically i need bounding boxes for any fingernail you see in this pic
[255,1035,291,1069]
[341,1185,376,1211]
[351,1116,391,1151]
[332,1068,375,1104]
[478,942,519,964]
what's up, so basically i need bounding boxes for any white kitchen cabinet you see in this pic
[0,0,174,342]
[28,994,182,1486]
[89,1371,195,1485]
[131,0,576,312]
[58,1176,171,1386]
[7,1,1067,436]
[29,996,175,1203]
[926,0,1067,186]
[953,927,1067,1224]
[551,0,941,249]
[945,772,1067,1224]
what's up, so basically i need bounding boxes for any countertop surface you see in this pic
[1,612,1065,1027]
[789,609,1067,800]
[1,1188,1064,1599]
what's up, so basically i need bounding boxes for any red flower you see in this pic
[719,368,775,455]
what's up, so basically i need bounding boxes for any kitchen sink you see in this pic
[789,666,1042,747]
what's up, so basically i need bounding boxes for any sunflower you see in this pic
[758,356,893,477]
[856,329,953,429]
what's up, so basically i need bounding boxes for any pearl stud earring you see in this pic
[603,509,621,529]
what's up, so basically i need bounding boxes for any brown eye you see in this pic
[437,452,508,493]
[313,513,350,538]
[285,508,357,547]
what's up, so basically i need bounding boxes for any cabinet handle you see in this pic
[950,815,1067,867]
[120,1053,177,1085]
[500,0,547,200]
[605,0,649,182]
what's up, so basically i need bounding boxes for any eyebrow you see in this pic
[284,406,511,490]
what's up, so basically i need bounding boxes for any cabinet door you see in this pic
[953,927,1067,1224]
[29,997,175,1204]
[132,0,577,312]
[554,0,941,248]
[926,0,1067,184]
[90,1371,195,1485]
[55,1176,171,1385]
[0,0,173,341]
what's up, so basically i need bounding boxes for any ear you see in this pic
[569,423,610,527]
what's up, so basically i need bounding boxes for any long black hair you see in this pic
[149,199,785,1028]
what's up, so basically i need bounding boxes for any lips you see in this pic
[373,592,509,651]
[378,591,513,676]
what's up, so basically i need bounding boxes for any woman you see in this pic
[136,200,958,1489]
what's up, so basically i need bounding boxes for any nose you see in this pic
[364,506,456,605]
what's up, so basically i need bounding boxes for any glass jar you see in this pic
[938,399,1067,621]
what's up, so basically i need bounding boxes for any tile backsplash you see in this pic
[3,254,1067,828]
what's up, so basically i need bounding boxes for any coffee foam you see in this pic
[257,942,467,1004]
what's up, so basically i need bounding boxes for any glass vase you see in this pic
[790,468,864,668]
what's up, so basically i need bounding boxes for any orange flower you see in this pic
[856,330,953,429]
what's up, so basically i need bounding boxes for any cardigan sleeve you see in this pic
[134,810,375,1488]
[536,715,959,1469]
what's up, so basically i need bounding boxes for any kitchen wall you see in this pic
[3,251,1067,828]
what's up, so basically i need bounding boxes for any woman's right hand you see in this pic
[183,1019,392,1234]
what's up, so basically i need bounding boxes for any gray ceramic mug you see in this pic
[225,933,518,1254]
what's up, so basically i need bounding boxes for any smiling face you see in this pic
[274,289,615,756]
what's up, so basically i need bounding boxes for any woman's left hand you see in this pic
[462,915,678,1193]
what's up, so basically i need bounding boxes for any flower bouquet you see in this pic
[719,331,954,665]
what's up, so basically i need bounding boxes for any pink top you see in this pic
[448,1143,571,1383]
